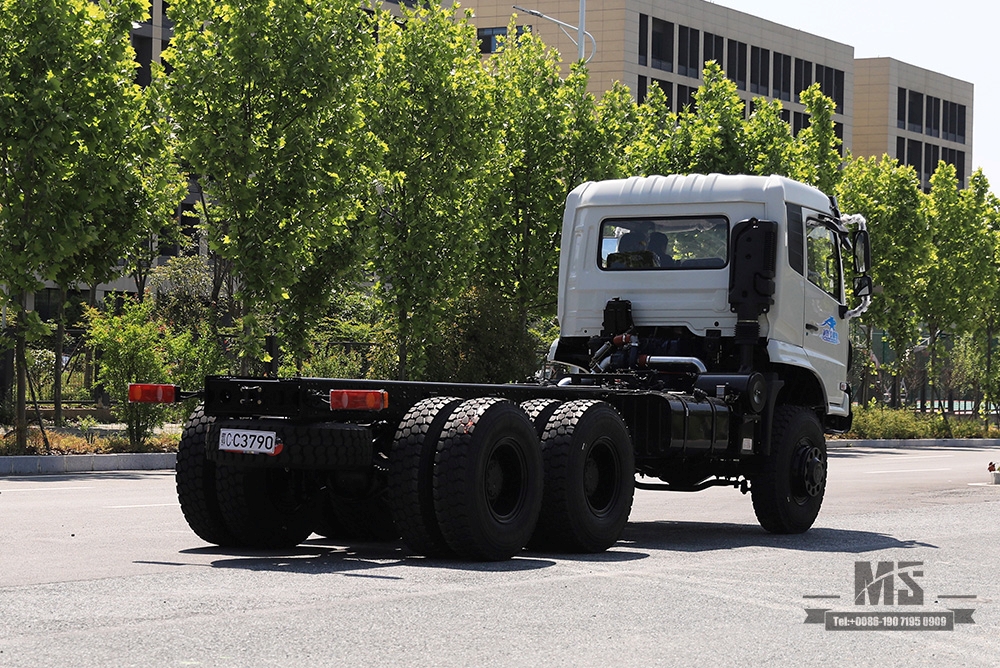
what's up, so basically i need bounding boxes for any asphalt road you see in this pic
[1,443,998,667]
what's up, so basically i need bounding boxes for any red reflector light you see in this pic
[128,383,177,403]
[329,389,389,411]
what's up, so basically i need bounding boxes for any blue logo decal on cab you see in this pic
[820,316,839,344]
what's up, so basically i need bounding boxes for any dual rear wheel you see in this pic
[386,397,635,559]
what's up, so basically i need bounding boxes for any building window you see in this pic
[651,18,673,72]
[957,104,967,144]
[726,39,747,90]
[924,96,940,138]
[678,25,700,78]
[676,84,696,111]
[478,26,528,54]
[478,27,506,54]
[896,136,906,163]
[815,64,844,111]
[924,143,939,184]
[703,32,724,68]
[638,14,648,67]
[897,88,907,129]
[907,90,924,134]
[907,139,922,174]
[749,46,769,95]
[793,112,810,136]
[132,34,152,87]
[941,147,966,185]
[794,59,812,99]
[772,52,791,101]
[637,74,648,103]
[943,101,957,142]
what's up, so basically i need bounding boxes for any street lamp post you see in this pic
[512,3,596,63]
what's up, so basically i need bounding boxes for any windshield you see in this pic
[599,216,729,270]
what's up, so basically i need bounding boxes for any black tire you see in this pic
[751,405,827,534]
[175,405,237,546]
[520,398,563,437]
[530,400,635,553]
[215,465,317,548]
[387,397,464,556]
[433,398,543,561]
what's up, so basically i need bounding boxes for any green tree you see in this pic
[364,2,490,380]
[745,98,794,176]
[0,0,151,446]
[790,83,842,193]
[918,163,997,421]
[478,24,568,335]
[50,73,187,425]
[837,155,926,405]
[627,83,681,176]
[686,62,748,175]
[165,0,372,367]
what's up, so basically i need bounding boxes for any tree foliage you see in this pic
[363,1,491,380]
[165,0,373,363]
[0,0,154,443]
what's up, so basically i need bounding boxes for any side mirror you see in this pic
[853,275,873,299]
[853,229,871,274]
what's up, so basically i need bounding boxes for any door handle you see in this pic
[805,323,819,332]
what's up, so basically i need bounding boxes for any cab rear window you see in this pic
[599,216,729,270]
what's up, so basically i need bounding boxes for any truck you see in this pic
[130,173,872,561]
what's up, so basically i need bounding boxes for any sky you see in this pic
[712,0,998,184]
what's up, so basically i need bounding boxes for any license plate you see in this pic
[218,428,283,456]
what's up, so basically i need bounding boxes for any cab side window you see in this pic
[805,219,842,301]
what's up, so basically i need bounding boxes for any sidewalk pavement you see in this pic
[0,453,175,476]
[3,439,1000,477]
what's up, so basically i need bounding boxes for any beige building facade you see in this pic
[466,0,973,186]
[854,58,973,189]
[469,0,854,148]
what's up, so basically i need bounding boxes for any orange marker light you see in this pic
[128,383,177,403]
[329,389,389,411]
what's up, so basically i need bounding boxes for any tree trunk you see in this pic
[14,316,27,451]
[84,285,97,399]
[53,285,67,426]
[396,303,408,381]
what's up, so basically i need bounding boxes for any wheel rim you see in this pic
[790,440,826,504]
[584,437,621,516]
[484,437,527,523]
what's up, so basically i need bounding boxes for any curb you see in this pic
[828,438,1000,449]
[0,453,175,476]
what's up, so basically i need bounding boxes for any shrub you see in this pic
[85,298,171,449]
[847,402,1000,439]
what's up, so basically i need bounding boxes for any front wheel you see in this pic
[751,405,827,534]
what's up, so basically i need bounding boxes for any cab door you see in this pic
[802,216,850,414]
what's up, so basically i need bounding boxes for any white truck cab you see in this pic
[553,173,871,430]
